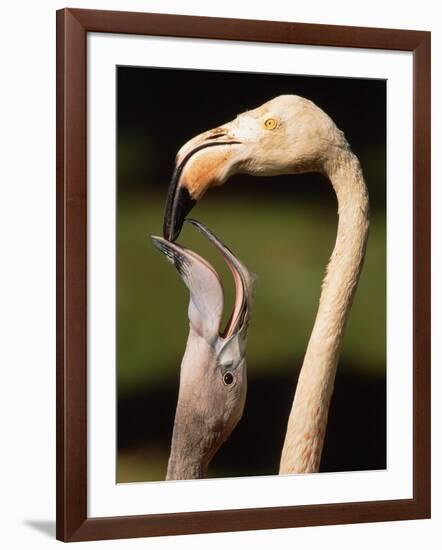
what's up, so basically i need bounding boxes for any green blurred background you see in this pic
[117,66,386,483]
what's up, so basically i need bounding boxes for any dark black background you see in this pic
[118,66,386,207]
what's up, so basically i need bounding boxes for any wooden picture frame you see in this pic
[56,8,431,542]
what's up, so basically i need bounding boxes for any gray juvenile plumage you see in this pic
[152,220,254,480]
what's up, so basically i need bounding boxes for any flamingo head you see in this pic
[163,95,343,241]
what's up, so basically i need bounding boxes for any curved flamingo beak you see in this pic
[152,219,253,340]
[163,128,241,242]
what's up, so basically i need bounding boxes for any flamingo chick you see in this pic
[152,220,254,480]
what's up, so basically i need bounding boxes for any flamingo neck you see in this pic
[166,405,209,480]
[166,328,211,480]
[279,148,369,474]
[166,435,208,480]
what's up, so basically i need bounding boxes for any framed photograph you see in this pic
[56,8,431,542]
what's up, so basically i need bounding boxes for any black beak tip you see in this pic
[163,186,197,242]
[162,222,179,243]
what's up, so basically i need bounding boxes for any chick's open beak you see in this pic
[163,127,241,242]
[152,219,253,341]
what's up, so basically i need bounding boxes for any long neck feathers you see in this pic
[279,147,370,474]
[166,328,211,480]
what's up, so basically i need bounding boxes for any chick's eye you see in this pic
[264,118,278,130]
[223,372,234,385]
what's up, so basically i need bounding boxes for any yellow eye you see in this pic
[264,118,278,130]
